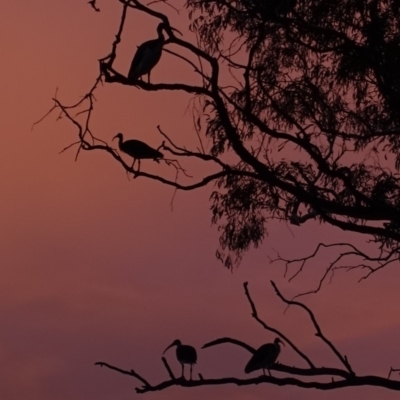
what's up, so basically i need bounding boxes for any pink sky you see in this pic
[1,1,400,399]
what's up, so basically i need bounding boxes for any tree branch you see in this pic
[270,281,355,376]
[243,281,315,369]
[95,361,400,394]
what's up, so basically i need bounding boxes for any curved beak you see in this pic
[112,134,118,141]
[163,342,175,355]
[279,339,285,346]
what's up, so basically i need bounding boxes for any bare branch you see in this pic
[95,362,150,388]
[95,360,400,394]
[202,337,256,354]
[161,357,175,380]
[388,367,400,380]
[88,0,100,12]
[243,281,315,369]
[270,281,355,376]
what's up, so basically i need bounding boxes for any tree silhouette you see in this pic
[41,0,400,284]
[36,0,400,394]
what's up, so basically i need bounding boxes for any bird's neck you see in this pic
[157,28,165,42]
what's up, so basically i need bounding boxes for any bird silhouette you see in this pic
[245,338,284,376]
[113,133,163,170]
[163,339,197,380]
[128,23,180,83]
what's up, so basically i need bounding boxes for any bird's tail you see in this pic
[127,67,140,83]
[244,363,255,374]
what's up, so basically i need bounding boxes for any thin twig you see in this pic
[95,362,150,387]
[161,357,175,380]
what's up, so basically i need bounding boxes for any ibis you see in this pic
[163,339,197,380]
[113,133,163,170]
[128,23,180,83]
[245,338,284,376]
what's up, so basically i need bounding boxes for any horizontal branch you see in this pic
[202,337,350,379]
[101,65,211,96]
[94,361,400,393]
[139,374,400,393]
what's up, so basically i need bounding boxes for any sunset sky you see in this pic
[1,1,400,399]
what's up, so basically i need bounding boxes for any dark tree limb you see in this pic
[243,281,315,369]
[202,337,256,354]
[94,362,150,388]
[94,361,400,394]
[270,281,355,376]
[202,337,350,379]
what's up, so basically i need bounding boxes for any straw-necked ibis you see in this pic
[113,133,163,170]
[163,339,197,380]
[128,23,179,83]
[245,338,284,376]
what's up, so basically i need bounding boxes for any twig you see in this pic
[388,367,400,380]
[88,0,100,12]
[95,362,150,387]
[161,357,175,380]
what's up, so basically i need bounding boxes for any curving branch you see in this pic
[88,0,100,12]
[243,281,315,369]
[202,337,256,354]
[94,281,400,394]
[271,242,400,297]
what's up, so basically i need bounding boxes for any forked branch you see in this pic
[95,281,400,394]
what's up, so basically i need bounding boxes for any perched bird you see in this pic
[163,339,197,380]
[113,133,163,170]
[245,338,284,376]
[128,23,180,83]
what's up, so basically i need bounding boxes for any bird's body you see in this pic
[163,339,197,380]
[245,338,284,376]
[128,23,166,83]
[113,133,163,170]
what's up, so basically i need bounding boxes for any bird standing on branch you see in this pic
[245,338,284,376]
[163,339,197,380]
[128,23,181,83]
[113,133,163,171]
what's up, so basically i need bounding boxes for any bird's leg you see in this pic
[181,363,184,379]
[263,368,266,376]
[190,364,193,380]
[131,158,136,170]
[267,368,272,377]
[147,71,151,84]
[138,160,141,172]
